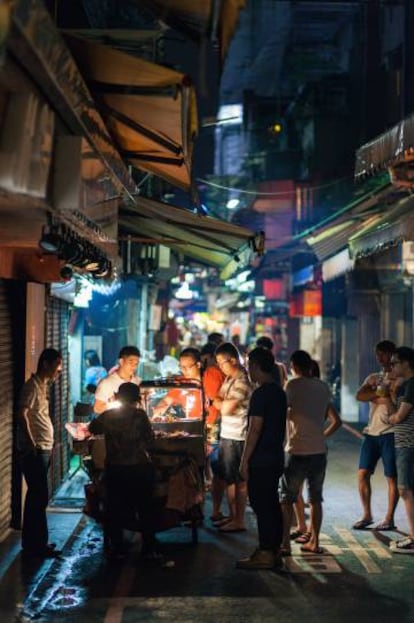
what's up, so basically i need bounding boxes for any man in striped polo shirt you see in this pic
[388,346,414,554]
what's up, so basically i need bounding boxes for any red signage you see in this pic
[289,289,322,317]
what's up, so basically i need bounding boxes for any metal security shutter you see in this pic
[0,281,13,541]
[46,295,70,494]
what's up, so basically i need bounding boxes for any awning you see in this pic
[293,174,392,242]
[8,0,134,198]
[65,35,198,191]
[349,194,414,259]
[307,219,359,261]
[306,206,387,262]
[322,249,354,282]
[355,112,414,183]
[131,0,246,62]
[119,197,257,279]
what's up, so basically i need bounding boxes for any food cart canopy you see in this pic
[66,35,198,191]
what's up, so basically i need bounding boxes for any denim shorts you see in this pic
[280,453,327,503]
[209,443,220,476]
[217,438,245,484]
[395,447,414,490]
[359,433,397,478]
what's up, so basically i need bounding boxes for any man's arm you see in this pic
[240,416,263,481]
[88,414,104,435]
[324,403,342,437]
[355,374,379,402]
[93,398,108,414]
[17,406,36,450]
[388,401,413,425]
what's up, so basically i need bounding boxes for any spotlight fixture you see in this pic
[39,225,61,253]
[59,265,73,281]
[57,229,84,265]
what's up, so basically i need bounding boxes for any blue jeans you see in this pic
[21,450,51,552]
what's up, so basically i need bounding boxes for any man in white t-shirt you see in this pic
[94,346,141,414]
[213,342,252,532]
[353,340,399,531]
[280,350,341,555]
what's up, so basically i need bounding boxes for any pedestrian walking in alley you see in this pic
[280,350,342,555]
[93,345,141,414]
[237,347,286,570]
[386,347,414,553]
[89,382,156,561]
[213,342,252,532]
[16,348,63,559]
[353,340,399,531]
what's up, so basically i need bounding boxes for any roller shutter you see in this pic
[0,280,13,541]
[46,295,70,494]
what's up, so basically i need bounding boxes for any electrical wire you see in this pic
[196,175,352,196]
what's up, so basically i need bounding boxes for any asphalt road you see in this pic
[1,426,414,623]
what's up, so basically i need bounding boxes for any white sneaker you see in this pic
[390,537,414,554]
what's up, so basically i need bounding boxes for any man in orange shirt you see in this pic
[201,343,226,521]
[152,348,203,419]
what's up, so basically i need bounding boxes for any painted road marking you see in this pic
[335,528,386,573]
[284,555,341,574]
[282,530,393,574]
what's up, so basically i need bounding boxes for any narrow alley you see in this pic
[0,425,413,623]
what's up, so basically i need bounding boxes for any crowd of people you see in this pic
[14,334,414,565]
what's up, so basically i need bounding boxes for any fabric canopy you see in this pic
[131,0,246,61]
[119,197,257,279]
[65,34,198,190]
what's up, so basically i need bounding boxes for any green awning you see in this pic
[119,196,258,279]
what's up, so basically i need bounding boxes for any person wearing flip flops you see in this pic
[280,350,342,555]
[353,340,399,532]
[386,347,414,554]
[213,342,252,533]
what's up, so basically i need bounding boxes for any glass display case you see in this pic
[140,378,205,466]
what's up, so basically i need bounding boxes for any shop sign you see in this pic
[291,265,314,288]
[263,278,286,300]
[322,249,354,282]
[289,289,322,317]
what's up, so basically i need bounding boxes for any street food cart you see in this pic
[66,377,206,545]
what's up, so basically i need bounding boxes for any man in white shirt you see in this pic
[94,346,141,414]
[280,350,341,555]
[213,342,252,532]
[353,340,399,531]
